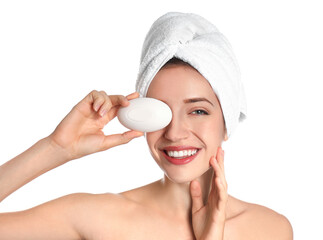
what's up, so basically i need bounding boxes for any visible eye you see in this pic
[191,109,209,115]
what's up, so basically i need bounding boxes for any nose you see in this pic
[163,113,189,142]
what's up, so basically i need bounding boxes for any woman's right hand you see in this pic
[49,90,143,162]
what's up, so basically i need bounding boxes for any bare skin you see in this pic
[0,66,293,239]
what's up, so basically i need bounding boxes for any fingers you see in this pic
[190,180,204,214]
[91,90,113,117]
[105,92,140,121]
[126,92,140,100]
[210,148,227,189]
[90,91,125,117]
[100,130,144,150]
[210,148,228,209]
[216,147,225,173]
[88,90,139,118]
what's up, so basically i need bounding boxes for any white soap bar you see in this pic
[117,98,172,132]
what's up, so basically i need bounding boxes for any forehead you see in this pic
[146,65,218,104]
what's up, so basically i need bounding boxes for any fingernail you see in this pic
[94,104,99,112]
[100,109,106,117]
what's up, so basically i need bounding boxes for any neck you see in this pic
[156,167,214,220]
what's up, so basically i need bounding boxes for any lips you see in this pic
[161,146,201,165]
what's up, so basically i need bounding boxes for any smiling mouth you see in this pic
[164,149,199,158]
[161,147,201,165]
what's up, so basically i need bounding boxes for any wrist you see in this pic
[45,135,72,164]
[199,222,225,240]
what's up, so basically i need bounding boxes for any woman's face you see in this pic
[146,64,228,183]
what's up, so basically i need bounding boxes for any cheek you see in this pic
[146,131,165,169]
[193,118,224,150]
[146,131,162,155]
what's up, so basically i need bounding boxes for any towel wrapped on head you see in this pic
[135,12,247,138]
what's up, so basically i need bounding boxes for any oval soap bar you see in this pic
[117,98,172,132]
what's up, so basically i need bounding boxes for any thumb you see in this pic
[190,180,204,214]
[101,130,143,150]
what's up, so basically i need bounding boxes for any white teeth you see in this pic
[165,149,198,158]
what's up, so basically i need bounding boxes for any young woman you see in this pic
[0,12,293,240]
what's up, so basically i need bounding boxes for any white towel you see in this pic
[135,12,247,138]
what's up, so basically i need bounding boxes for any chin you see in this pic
[163,165,211,184]
[165,174,193,184]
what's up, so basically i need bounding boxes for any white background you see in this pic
[0,0,322,239]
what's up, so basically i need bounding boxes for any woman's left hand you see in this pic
[190,147,228,240]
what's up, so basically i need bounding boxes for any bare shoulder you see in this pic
[0,192,132,240]
[63,192,138,218]
[245,202,293,239]
[56,192,138,239]
[227,196,293,240]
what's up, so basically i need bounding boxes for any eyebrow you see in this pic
[183,97,214,106]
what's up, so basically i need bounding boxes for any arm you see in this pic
[0,137,68,203]
[0,90,143,239]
